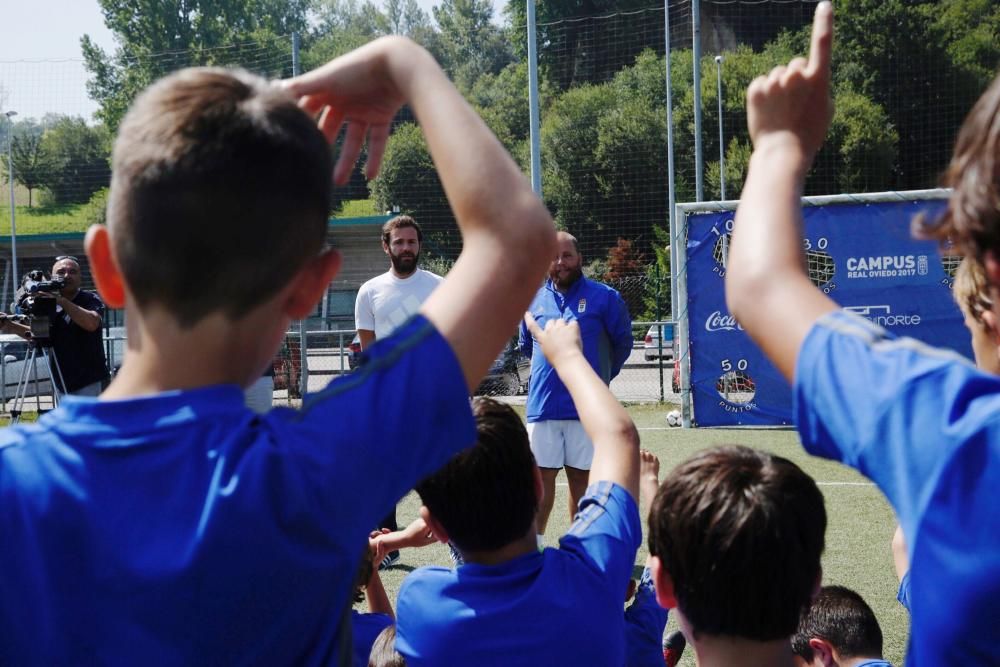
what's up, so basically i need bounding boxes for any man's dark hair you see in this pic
[381,215,422,246]
[791,585,884,661]
[648,445,826,641]
[415,397,537,553]
[108,67,333,328]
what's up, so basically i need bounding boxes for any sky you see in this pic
[0,0,506,122]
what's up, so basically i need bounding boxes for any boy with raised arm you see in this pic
[725,2,999,663]
[0,37,554,664]
[395,315,641,665]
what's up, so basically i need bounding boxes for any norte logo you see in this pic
[844,304,922,327]
[705,311,743,332]
[845,255,928,279]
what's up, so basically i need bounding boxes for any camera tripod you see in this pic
[3,319,68,424]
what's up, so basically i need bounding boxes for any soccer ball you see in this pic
[666,410,682,427]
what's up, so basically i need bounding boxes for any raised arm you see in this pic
[725,1,837,381]
[524,313,639,501]
[285,37,555,391]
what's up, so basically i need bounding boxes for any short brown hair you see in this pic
[368,625,406,667]
[381,215,422,246]
[953,256,993,327]
[415,398,537,554]
[108,67,332,327]
[791,585,883,662]
[917,74,1000,262]
[648,446,826,641]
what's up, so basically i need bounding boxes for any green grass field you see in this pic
[366,404,909,666]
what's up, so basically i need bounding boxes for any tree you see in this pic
[38,117,111,206]
[82,0,311,131]
[434,0,513,93]
[9,134,53,207]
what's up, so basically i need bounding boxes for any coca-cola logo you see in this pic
[705,311,742,332]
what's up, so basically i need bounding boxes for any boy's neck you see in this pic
[102,301,287,399]
[690,634,797,667]
[458,525,540,566]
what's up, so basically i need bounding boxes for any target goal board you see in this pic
[674,189,971,427]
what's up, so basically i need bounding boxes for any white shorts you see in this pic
[527,419,594,470]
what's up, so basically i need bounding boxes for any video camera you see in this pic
[11,270,65,343]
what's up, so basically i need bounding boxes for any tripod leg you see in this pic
[43,348,66,408]
[10,345,36,423]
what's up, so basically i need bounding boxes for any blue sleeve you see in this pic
[624,567,669,667]
[605,290,632,380]
[794,310,1000,545]
[896,570,912,614]
[284,315,476,537]
[559,482,642,595]
[518,317,532,358]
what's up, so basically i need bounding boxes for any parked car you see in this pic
[644,323,675,361]
[476,338,530,396]
[0,334,53,401]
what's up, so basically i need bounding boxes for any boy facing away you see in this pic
[725,1,999,663]
[395,315,642,666]
[0,37,555,664]
[647,445,826,667]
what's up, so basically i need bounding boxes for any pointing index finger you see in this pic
[805,1,833,82]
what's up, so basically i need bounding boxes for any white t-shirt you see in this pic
[355,268,444,340]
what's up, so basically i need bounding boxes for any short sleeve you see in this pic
[559,482,641,588]
[354,282,374,332]
[794,309,1000,536]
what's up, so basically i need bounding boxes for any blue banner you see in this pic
[685,199,971,427]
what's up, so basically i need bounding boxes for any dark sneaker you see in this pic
[662,630,686,667]
[378,550,400,571]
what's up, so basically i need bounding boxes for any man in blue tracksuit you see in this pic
[519,231,633,536]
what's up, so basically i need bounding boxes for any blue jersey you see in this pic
[795,310,1000,666]
[519,277,633,422]
[624,566,669,667]
[0,315,475,666]
[395,482,641,666]
[351,611,393,667]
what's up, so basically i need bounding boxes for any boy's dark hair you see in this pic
[368,625,406,667]
[381,215,422,246]
[108,67,333,327]
[648,445,826,641]
[415,397,537,553]
[917,73,1000,263]
[790,585,884,661]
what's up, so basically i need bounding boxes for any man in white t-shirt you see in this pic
[355,214,443,567]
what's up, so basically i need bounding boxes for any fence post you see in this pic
[692,0,703,202]
[527,0,542,197]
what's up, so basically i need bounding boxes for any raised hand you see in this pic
[746,1,833,161]
[523,312,583,369]
[282,36,429,184]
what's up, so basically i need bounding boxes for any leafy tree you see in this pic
[304,0,390,69]
[8,133,53,207]
[38,117,111,206]
[434,0,513,93]
[82,0,310,131]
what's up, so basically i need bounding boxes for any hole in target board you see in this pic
[941,254,961,279]
[715,370,756,404]
[805,249,835,288]
[713,233,731,268]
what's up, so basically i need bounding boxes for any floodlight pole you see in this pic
[4,111,17,284]
[715,55,725,200]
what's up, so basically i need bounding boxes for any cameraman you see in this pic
[0,256,108,397]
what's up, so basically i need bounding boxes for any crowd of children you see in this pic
[0,1,997,665]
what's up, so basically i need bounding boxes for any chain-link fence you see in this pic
[2,0,997,411]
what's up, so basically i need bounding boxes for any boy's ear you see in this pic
[649,555,678,610]
[418,505,451,545]
[806,637,835,666]
[980,309,1000,343]
[84,224,126,308]
[283,249,342,319]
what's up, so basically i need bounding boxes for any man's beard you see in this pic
[551,265,582,290]
[390,251,419,275]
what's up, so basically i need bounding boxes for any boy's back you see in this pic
[0,37,556,665]
[0,318,472,664]
[397,481,639,665]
